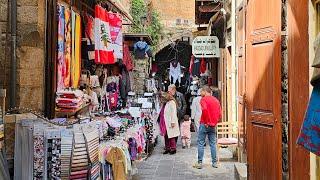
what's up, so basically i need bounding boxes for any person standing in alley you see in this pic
[181,115,192,149]
[193,86,221,169]
[168,84,187,124]
[191,89,202,132]
[168,84,187,143]
[159,92,180,155]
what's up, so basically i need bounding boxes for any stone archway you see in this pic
[155,29,193,54]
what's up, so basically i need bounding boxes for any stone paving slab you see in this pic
[132,133,236,180]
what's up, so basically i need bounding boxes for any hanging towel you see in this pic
[169,62,181,85]
[297,82,320,156]
[71,11,81,88]
[57,5,65,91]
[64,7,71,87]
[123,43,133,71]
[108,12,123,59]
[94,5,115,64]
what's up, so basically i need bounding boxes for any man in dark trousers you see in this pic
[193,86,221,169]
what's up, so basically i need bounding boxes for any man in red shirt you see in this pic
[193,86,221,169]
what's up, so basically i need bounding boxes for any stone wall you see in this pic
[151,0,195,28]
[281,0,289,179]
[132,58,150,94]
[0,0,45,111]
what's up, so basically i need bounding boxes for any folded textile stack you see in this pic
[56,90,84,111]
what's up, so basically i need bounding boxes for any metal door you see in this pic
[246,0,282,179]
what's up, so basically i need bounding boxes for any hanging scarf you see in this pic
[64,7,71,87]
[71,10,81,88]
[57,5,65,91]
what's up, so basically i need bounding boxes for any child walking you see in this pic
[181,115,192,149]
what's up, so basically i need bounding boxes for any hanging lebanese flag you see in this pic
[108,12,123,59]
[94,5,115,64]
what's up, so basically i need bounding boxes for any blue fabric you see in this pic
[133,41,151,59]
[197,124,217,165]
[297,83,320,156]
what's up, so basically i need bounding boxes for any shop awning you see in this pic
[106,0,134,22]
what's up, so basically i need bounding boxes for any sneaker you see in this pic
[193,162,203,169]
[182,146,186,149]
[212,163,218,168]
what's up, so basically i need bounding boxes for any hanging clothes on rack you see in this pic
[200,57,207,74]
[84,13,95,61]
[169,61,182,85]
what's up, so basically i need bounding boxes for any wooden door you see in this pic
[246,0,282,179]
[236,3,246,161]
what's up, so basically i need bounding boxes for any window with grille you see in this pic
[176,19,181,25]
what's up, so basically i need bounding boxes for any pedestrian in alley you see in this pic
[193,86,222,169]
[181,115,192,149]
[159,92,180,155]
[168,84,187,124]
[191,89,202,132]
[168,84,187,143]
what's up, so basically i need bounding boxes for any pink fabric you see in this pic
[181,120,191,138]
[159,105,167,136]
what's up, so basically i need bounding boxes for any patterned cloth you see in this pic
[297,83,320,156]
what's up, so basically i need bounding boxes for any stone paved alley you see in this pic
[132,133,236,180]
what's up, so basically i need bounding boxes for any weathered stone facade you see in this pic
[0,0,46,111]
[132,58,150,94]
[151,0,195,29]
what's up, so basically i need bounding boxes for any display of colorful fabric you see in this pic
[297,82,320,156]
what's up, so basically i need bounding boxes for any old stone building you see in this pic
[0,0,46,111]
[151,0,195,29]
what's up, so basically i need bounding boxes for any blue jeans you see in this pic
[197,124,217,165]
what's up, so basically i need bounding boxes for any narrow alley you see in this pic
[133,134,236,180]
[0,0,320,180]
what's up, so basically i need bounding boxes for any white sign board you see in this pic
[192,36,220,58]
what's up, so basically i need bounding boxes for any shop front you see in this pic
[1,0,161,179]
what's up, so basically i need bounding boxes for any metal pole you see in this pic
[10,0,17,108]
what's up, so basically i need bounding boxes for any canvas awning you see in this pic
[106,0,133,22]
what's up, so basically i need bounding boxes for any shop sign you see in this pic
[192,36,220,58]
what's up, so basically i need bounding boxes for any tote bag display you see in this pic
[94,5,115,64]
